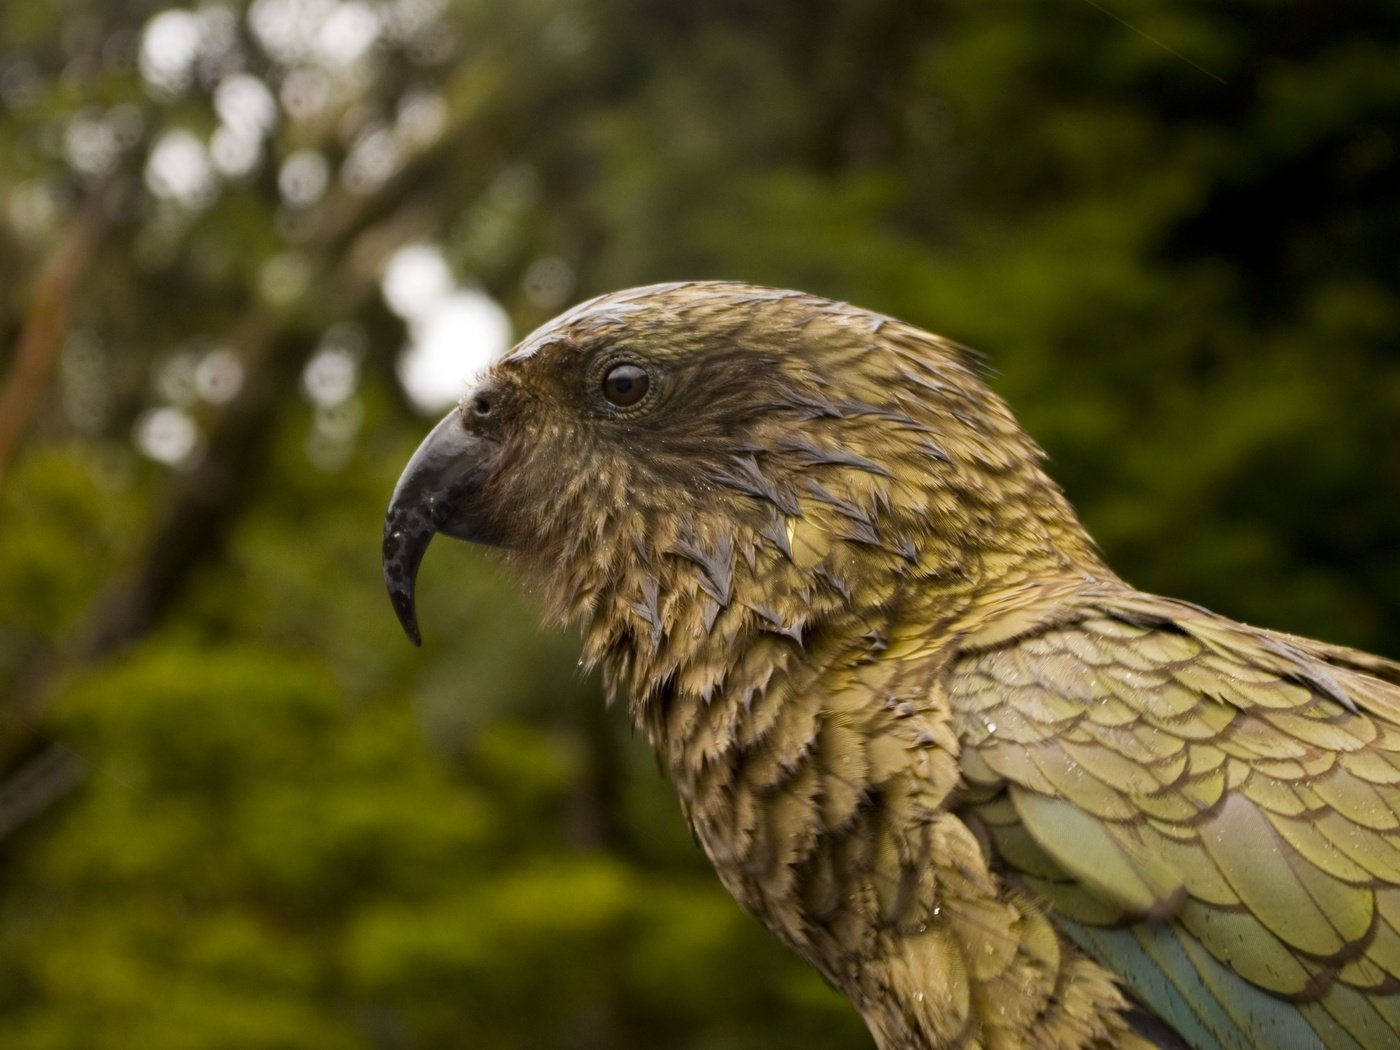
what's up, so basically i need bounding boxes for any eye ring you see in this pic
[601,362,650,408]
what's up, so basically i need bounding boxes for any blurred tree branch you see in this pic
[0,71,527,833]
[0,181,114,484]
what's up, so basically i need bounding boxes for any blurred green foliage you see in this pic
[0,1,1397,1047]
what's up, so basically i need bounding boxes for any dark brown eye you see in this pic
[601,363,650,407]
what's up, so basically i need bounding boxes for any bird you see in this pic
[383,281,1400,1049]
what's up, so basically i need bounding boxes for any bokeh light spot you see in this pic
[134,406,200,466]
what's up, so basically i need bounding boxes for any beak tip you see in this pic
[387,585,424,647]
[384,508,429,648]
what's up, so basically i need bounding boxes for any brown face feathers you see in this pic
[387,281,1400,1050]
[471,283,1105,706]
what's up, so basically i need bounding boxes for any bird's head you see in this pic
[384,281,1101,705]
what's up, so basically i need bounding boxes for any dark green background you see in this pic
[1,2,1397,1046]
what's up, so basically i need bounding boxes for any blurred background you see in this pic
[1,1,1398,1047]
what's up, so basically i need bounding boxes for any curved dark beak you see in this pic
[382,407,504,646]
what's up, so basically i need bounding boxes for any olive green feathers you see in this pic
[386,281,1400,1049]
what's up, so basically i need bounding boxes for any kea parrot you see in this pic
[383,282,1400,1049]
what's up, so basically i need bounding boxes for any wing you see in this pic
[950,589,1400,1050]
